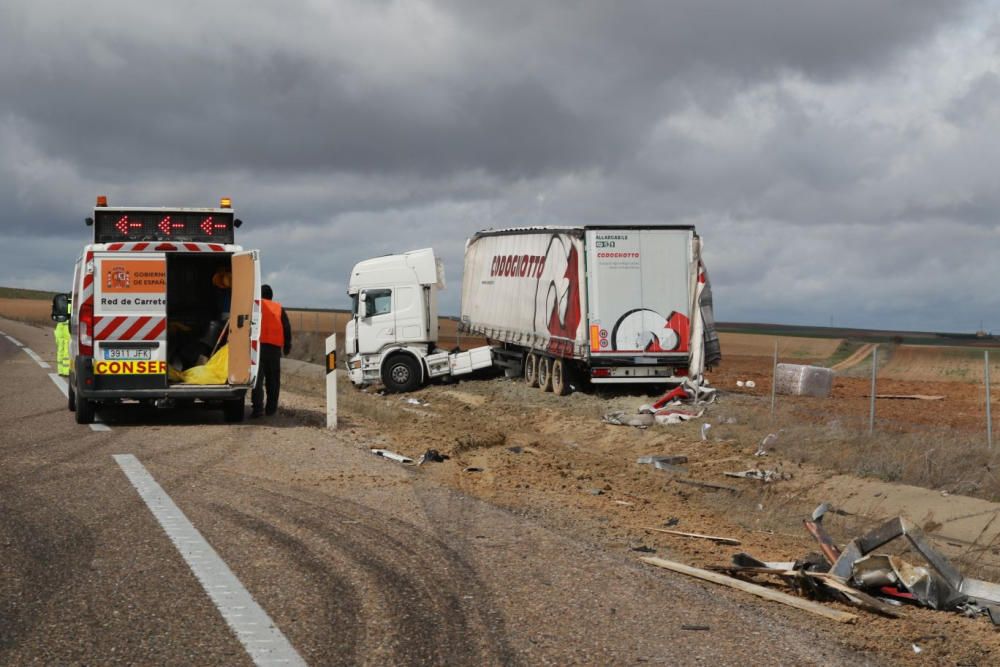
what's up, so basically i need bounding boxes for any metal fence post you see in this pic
[868,345,878,434]
[770,338,778,421]
[986,350,993,450]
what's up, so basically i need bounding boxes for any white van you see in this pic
[68,197,261,424]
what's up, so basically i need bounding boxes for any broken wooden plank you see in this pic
[644,527,741,546]
[640,557,858,624]
[673,478,741,493]
[872,394,944,401]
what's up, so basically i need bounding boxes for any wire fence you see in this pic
[764,339,996,449]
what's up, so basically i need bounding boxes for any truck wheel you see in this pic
[223,399,245,423]
[383,354,421,393]
[68,383,76,412]
[537,356,553,392]
[524,353,539,387]
[551,358,571,396]
[75,397,95,425]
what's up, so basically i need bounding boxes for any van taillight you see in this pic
[79,302,94,356]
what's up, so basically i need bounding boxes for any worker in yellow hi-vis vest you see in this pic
[51,293,71,376]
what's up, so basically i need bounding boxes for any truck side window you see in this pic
[366,289,392,316]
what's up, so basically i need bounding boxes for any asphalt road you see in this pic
[0,316,873,666]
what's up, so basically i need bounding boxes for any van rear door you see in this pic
[585,228,693,357]
[92,252,168,385]
[229,250,260,386]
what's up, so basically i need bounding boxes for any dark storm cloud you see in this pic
[1,0,997,331]
[0,0,970,182]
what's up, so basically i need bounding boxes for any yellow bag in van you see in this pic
[170,345,230,385]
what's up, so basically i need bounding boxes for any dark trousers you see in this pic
[252,344,282,415]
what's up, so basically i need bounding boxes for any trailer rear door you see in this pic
[585,228,692,356]
[228,250,260,385]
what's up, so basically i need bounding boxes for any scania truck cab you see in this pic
[345,248,492,392]
[68,196,261,424]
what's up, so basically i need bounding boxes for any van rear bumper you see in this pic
[73,357,249,401]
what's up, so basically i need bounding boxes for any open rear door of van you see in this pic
[229,250,261,386]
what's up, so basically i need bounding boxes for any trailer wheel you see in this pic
[383,354,421,393]
[524,353,539,387]
[551,358,571,396]
[537,356,553,392]
[75,397,95,425]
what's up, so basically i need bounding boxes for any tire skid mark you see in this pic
[199,475,517,666]
[210,504,365,666]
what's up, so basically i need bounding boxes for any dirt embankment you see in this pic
[298,370,1000,667]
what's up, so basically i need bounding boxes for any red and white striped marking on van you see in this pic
[94,316,166,341]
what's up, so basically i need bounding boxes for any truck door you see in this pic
[357,288,394,354]
[229,250,260,385]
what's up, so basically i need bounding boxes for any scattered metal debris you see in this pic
[637,455,688,466]
[723,469,791,483]
[702,509,1000,627]
[416,449,449,465]
[755,432,778,456]
[463,466,483,473]
[371,449,414,464]
[680,624,710,631]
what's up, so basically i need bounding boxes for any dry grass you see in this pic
[714,397,1000,502]
[0,298,51,326]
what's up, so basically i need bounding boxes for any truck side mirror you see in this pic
[358,291,368,318]
[51,293,69,323]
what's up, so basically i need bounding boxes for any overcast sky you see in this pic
[2,0,999,332]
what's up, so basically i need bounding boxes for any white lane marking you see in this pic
[3,334,24,347]
[23,347,51,369]
[113,455,306,667]
[47,373,112,432]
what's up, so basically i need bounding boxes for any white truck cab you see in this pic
[345,248,492,391]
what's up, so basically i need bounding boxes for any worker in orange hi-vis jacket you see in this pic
[251,284,292,417]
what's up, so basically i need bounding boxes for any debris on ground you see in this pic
[416,448,449,465]
[643,526,741,546]
[637,455,688,466]
[723,468,792,483]
[606,381,716,428]
[754,432,778,456]
[666,506,1000,627]
[371,448,415,464]
[774,363,834,398]
[602,411,655,428]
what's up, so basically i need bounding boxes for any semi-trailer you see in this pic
[345,225,719,394]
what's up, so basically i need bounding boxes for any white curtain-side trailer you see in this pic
[461,226,720,395]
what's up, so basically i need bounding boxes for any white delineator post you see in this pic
[326,333,338,429]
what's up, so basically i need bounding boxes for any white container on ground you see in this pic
[774,363,833,398]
